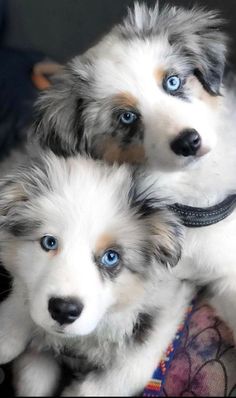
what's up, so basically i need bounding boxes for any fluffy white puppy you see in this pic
[0,153,193,396]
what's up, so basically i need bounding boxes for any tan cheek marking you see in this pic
[113,92,138,109]
[186,75,221,109]
[154,67,166,85]
[102,138,145,165]
[95,233,115,254]
[117,145,145,164]
[49,247,61,258]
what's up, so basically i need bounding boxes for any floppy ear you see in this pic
[0,179,28,217]
[0,161,47,237]
[0,177,30,236]
[168,7,228,95]
[33,59,90,157]
[130,172,183,268]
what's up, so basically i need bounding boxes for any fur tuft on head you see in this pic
[119,1,228,95]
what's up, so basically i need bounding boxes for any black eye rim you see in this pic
[118,110,140,125]
[101,249,120,267]
[94,246,123,270]
[40,235,58,252]
[163,74,183,94]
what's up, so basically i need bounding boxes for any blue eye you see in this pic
[40,236,58,252]
[165,75,181,92]
[101,250,120,268]
[120,112,137,125]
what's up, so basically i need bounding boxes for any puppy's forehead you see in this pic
[86,38,174,98]
[86,38,191,106]
[36,159,134,239]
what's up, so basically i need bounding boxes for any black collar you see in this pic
[168,195,236,228]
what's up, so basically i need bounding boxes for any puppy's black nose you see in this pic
[170,129,201,157]
[48,297,84,325]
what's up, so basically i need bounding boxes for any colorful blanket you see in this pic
[143,299,236,397]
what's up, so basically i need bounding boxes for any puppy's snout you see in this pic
[170,129,201,157]
[48,297,84,325]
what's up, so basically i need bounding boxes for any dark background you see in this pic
[2,0,236,67]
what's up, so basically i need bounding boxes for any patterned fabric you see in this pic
[143,299,236,397]
[143,304,194,397]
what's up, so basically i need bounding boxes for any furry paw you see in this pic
[0,285,32,364]
[14,351,60,397]
[0,335,27,365]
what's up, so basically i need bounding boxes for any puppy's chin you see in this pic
[57,320,99,338]
[36,319,99,339]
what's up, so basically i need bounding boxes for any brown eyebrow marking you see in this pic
[113,92,138,108]
[95,233,116,253]
[154,67,166,84]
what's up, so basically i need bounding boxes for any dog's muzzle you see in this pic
[170,129,201,157]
